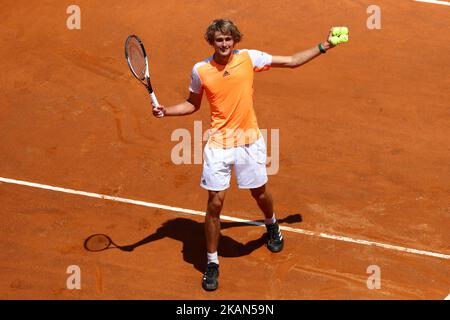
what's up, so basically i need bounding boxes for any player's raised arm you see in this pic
[152,91,203,118]
[271,26,349,69]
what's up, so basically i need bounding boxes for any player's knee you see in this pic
[207,198,223,215]
[251,186,266,201]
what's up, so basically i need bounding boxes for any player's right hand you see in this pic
[152,105,166,118]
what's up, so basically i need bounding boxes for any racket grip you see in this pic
[149,92,159,108]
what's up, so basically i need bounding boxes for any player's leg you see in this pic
[250,184,284,253]
[202,190,226,291]
[200,144,232,291]
[235,135,284,253]
[250,184,274,220]
[205,190,226,255]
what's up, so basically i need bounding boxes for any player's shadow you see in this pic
[87,214,301,273]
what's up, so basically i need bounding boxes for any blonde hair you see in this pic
[204,19,243,44]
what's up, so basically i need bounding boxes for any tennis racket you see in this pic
[124,35,159,109]
[84,234,134,252]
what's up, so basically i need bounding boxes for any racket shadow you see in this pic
[83,214,302,273]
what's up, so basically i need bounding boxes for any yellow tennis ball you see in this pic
[340,26,349,35]
[329,36,340,46]
[339,34,349,43]
[331,27,341,36]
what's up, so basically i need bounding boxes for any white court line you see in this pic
[1,176,450,261]
[445,294,450,300]
[414,0,450,6]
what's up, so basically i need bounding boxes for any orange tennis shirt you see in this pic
[189,49,272,148]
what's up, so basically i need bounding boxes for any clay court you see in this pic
[1,0,449,299]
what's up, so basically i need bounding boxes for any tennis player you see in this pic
[153,19,338,291]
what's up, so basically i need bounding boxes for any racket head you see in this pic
[84,234,113,252]
[125,35,149,82]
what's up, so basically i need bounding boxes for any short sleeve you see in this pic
[248,50,272,72]
[189,66,203,94]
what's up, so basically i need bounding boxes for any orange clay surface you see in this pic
[0,0,449,299]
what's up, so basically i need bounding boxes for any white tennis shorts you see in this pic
[200,136,268,191]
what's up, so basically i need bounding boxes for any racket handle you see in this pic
[150,92,160,108]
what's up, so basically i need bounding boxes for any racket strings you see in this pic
[126,38,147,80]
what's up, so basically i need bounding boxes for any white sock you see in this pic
[207,251,219,265]
[264,213,276,225]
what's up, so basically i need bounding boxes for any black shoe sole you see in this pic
[267,241,284,253]
[202,281,218,291]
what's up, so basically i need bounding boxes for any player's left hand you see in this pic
[326,28,336,48]
[326,26,349,47]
